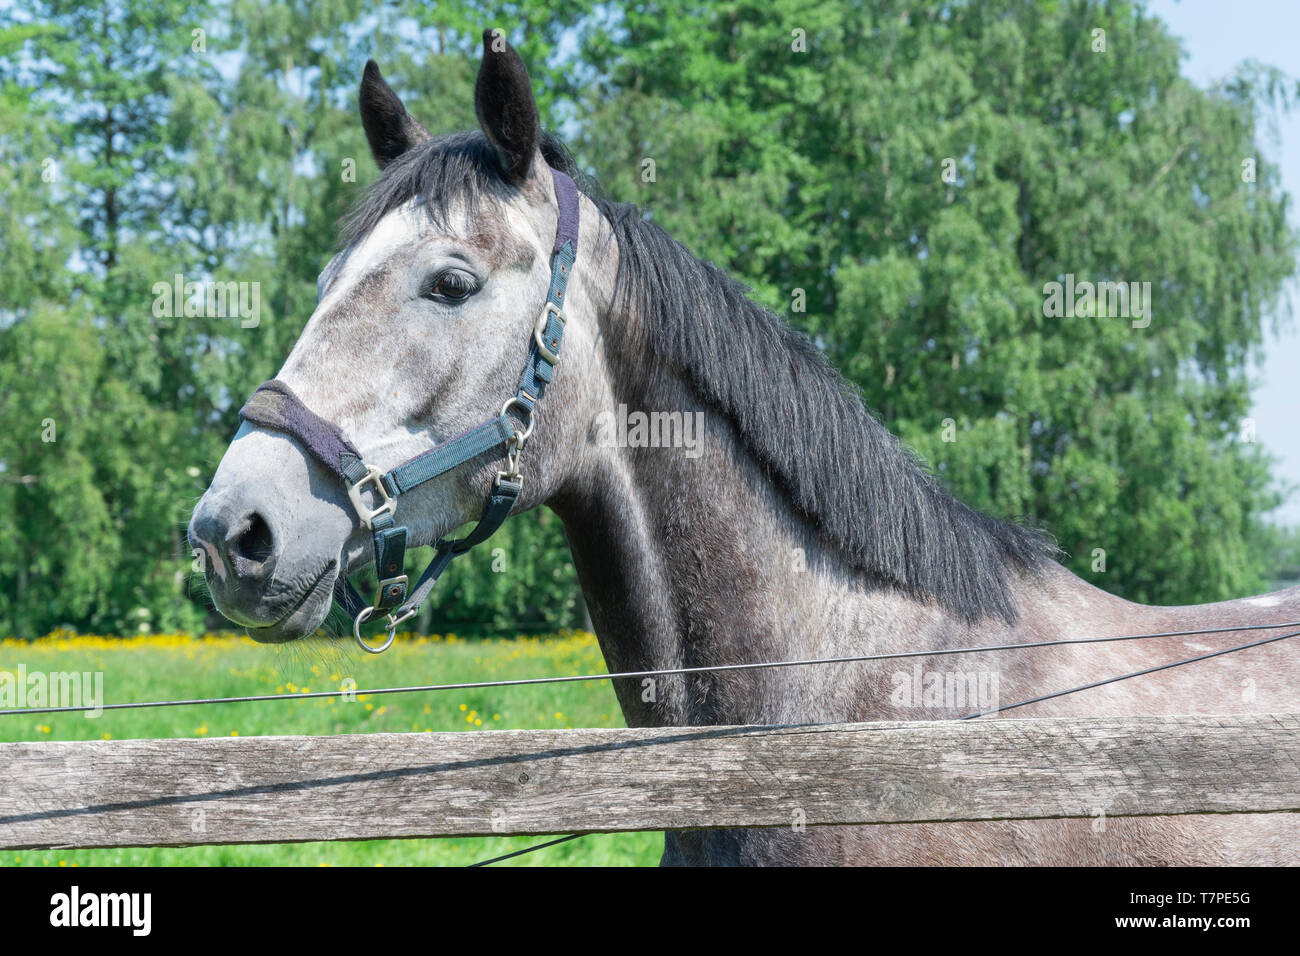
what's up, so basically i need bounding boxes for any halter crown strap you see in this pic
[237,167,580,651]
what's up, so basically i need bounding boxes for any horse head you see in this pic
[189,33,605,643]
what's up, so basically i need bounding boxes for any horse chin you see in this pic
[245,599,330,643]
[243,568,337,644]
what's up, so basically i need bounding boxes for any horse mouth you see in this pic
[245,561,337,643]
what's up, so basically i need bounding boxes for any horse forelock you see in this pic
[340,129,594,248]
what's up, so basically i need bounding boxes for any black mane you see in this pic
[342,130,1057,622]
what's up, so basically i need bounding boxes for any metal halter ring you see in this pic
[500,395,536,444]
[353,606,398,654]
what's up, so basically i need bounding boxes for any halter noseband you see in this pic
[237,167,580,653]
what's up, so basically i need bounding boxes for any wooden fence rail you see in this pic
[1,712,1296,850]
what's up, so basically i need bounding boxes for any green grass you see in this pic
[0,630,662,866]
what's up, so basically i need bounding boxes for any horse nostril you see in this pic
[234,512,275,566]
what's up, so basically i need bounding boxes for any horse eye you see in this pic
[423,270,478,303]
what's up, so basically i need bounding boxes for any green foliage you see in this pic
[0,0,1296,637]
[1,1,221,636]
[1260,523,1300,588]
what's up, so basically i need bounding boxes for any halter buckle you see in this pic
[347,464,397,529]
[533,302,566,365]
[374,574,408,608]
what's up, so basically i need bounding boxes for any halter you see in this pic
[237,167,580,653]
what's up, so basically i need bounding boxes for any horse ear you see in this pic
[474,30,539,183]
[359,60,430,169]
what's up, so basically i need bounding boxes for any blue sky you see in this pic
[1148,1,1300,523]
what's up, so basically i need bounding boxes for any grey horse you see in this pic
[190,33,1298,865]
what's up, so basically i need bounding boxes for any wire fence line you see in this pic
[3,619,1295,718]
[3,619,1295,865]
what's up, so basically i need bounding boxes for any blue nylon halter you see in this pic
[238,167,580,652]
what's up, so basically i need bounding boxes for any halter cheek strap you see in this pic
[237,167,580,652]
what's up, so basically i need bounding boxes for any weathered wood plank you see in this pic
[0,713,1296,849]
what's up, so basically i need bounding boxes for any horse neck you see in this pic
[546,360,793,724]
[546,336,1030,726]
[542,229,1028,725]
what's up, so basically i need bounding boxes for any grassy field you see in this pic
[0,630,662,867]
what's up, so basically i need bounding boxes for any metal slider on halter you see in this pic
[236,167,580,655]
